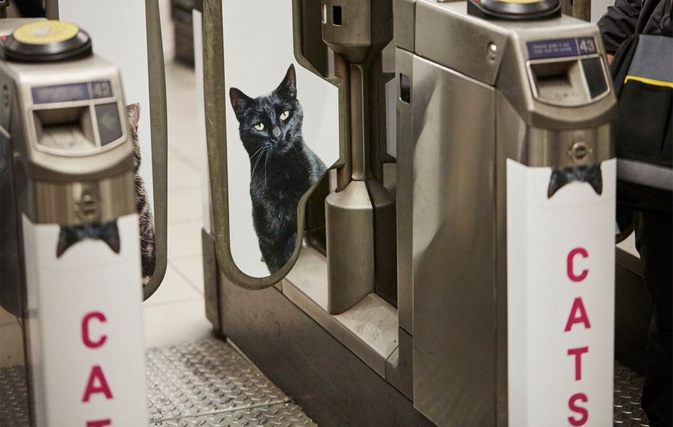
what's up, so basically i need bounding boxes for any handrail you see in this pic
[142,0,168,300]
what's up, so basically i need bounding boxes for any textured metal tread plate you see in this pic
[614,362,650,426]
[0,337,651,426]
[147,337,317,426]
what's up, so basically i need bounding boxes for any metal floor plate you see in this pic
[147,337,317,427]
[614,362,650,427]
[0,337,653,426]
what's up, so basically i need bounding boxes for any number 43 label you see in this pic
[577,37,597,55]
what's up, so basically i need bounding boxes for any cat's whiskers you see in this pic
[251,146,269,178]
[264,150,270,187]
[249,145,266,163]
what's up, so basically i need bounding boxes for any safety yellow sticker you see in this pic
[13,21,79,45]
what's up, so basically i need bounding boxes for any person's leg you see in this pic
[635,211,672,427]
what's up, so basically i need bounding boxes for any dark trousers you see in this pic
[636,211,673,427]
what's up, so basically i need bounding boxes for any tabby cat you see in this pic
[230,64,326,273]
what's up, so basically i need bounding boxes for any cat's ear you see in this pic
[547,169,569,199]
[126,103,141,131]
[587,165,603,196]
[276,64,297,99]
[101,222,121,254]
[230,88,251,121]
[56,227,77,258]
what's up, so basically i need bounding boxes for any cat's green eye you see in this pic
[254,123,265,131]
[280,110,290,121]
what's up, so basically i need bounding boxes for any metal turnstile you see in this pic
[397,1,616,425]
[195,0,653,425]
[0,20,148,426]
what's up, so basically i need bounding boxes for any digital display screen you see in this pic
[32,83,90,104]
[527,37,597,60]
[32,81,113,104]
[96,102,122,146]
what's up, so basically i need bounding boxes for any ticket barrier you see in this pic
[0,20,149,426]
[200,0,618,425]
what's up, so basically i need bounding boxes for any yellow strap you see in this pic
[624,75,673,89]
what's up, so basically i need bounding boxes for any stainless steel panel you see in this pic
[385,327,414,399]
[412,56,496,426]
[494,92,526,426]
[217,271,436,427]
[497,33,617,130]
[415,1,509,86]
[325,181,375,314]
[1,56,135,181]
[143,0,169,300]
[414,1,617,130]
[395,47,414,335]
[393,0,416,53]
[283,246,398,377]
[27,173,135,225]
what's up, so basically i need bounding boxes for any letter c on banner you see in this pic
[567,248,589,282]
[568,393,589,426]
[82,312,107,349]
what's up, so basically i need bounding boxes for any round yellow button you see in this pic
[497,0,543,3]
[13,21,80,45]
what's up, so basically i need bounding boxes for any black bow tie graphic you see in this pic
[56,221,120,258]
[547,165,603,199]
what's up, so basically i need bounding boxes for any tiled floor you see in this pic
[142,60,212,349]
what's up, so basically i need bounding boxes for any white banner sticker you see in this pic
[22,214,147,427]
[507,159,616,427]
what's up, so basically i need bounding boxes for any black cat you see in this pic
[548,165,603,198]
[230,64,326,272]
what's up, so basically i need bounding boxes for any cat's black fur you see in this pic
[548,165,603,198]
[230,64,326,272]
[55,104,156,288]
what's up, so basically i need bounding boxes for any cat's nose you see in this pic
[272,126,281,139]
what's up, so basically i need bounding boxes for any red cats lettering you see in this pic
[565,248,591,426]
[81,311,113,426]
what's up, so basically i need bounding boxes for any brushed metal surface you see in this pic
[415,0,508,86]
[0,56,134,182]
[393,0,416,53]
[284,254,399,377]
[143,0,169,300]
[411,56,497,427]
[494,92,524,426]
[415,1,617,130]
[28,173,135,225]
[325,181,375,314]
[217,273,436,427]
[395,47,414,334]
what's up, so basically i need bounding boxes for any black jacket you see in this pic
[598,0,672,52]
